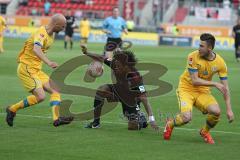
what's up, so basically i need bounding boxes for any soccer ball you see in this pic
[87,61,104,78]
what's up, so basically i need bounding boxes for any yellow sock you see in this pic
[10,95,38,112]
[172,114,184,128]
[0,37,3,53]
[52,106,60,121]
[202,114,220,132]
[50,93,61,121]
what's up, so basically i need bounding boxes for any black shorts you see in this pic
[65,29,74,37]
[104,37,123,53]
[107,37,122,47]
[106,84,141,116]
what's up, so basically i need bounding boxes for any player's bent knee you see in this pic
[128,120,139,130]
[182,112,192,123]
[208,105,221,116]
[36,94,46,102]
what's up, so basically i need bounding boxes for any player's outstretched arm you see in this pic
[190,71,221,87]
[33,44,58,68]
[123,28,128,35]
[220,79,234,123]
[80,45,104,62]
[139,94,159,131]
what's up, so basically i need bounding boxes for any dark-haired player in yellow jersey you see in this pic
[163,33,234,144]
[5,14,73,127]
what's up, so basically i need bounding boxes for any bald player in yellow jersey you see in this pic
[163,33,234,144]
[0,15,6,53]
[6,14,73,127]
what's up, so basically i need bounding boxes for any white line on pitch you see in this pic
[0,112,239,136]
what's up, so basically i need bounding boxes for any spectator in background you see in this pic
[75,10,83,20]
[28,18,35,27]
[157,24,165,34]
[232,18,240,62]
[19,0,28,6]
[86,0,93,5]
[223,0,231,8]
[238,5,240,16]
[44,0,51,16]
[189,6,195,16]
[31,8,37,16]
[172,23,179,36]
[79,16,90,45]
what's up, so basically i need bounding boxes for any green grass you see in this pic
[0,38,240,160]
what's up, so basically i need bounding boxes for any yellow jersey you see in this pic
[179,50,228,93]
[79,20,90,37]
[17,26,54,70]
[0,16,6,33]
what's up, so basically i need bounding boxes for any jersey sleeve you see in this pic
[121,18,126,30]
[102,18,108,30]
[103,58,112,67]
[218,61,228,80]
[187,54,198,73]
[128,72,146,95]
[33,31,46,47]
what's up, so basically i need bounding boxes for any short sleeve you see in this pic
[102,18,108,29]
[218,61,228,80]
[187,54,198,73]
[121,18,126,29]
[104,58,112,67]
[33,32,46,47]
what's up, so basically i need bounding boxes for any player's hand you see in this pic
[215,82,227,95]
[226,108,234,123]
[80,44,88,55]
[106,30,111,34]
[150,121,159,132]
[48,61,58,69]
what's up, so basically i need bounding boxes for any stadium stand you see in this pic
[16,0,119,17]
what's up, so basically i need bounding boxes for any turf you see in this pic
[0,38,240,160]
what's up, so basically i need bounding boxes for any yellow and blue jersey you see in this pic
[0,16,6,33]
[17,26,54,70]
[179,50,228,93]
[79,19,90,38]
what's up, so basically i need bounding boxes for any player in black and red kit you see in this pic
[232,18,240,62]
[64,9,75,50]
[81,45,158,130]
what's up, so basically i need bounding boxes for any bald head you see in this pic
[49,14,66,33]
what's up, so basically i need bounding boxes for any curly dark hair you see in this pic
[113,50,138,66]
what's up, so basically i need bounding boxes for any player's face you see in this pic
[66,10,71,16]
[112,58,129,75]
[113,8,119,18]
[199,41,211,58]
[53,20,66,33]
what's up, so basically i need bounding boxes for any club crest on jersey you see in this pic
[40,34,45,38]
[188,58,193,65]
[203,70,208,75]
[181,101,187,107]
[212,66,217,72]
[197,64,201,68]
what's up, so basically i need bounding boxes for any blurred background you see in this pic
[0,0,238,50]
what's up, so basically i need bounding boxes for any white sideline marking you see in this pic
[0,112,239,136]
